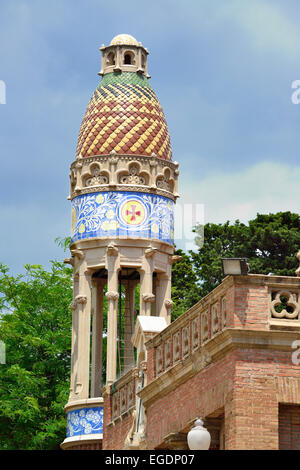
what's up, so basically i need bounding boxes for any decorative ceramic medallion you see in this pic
[119,197,147,226]
[66,406,104,438]
[71,191,174,245]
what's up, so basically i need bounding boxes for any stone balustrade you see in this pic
[144,274,300,379]
[110,367,137,422]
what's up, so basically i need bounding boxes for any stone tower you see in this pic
[61,34,179,450]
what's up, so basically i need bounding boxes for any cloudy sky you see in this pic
[0,0,299,272]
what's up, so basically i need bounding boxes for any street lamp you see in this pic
[187,418,211,450]
[221,257,249,276]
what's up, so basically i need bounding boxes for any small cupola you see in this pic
[99,34,150,77]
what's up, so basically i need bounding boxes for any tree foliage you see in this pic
[190,211,300,298]
[0,262,73,449]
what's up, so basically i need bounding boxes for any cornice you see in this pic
[69,153,179,202]
[139,328,300,409]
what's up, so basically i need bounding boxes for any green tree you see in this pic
[0,261,73,450]
[171,248,200,320]
[190,211,300,298]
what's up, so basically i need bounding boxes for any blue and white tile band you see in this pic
[71,191,174,245]
[66,406,104,438]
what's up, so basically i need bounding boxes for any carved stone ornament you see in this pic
[106,243,119,256]
[156,176,170,191]
[169,255,182,265]
[70,249,85,259]
[105,291,119,301]
[75,159,83,169]
[270,290,300,320]
[145,247,157,258]
[199,352,212,370]
[69,153,179,201]
[85,167,108,187]
[75,294,87,305]
[142,293,155,303]
[119,165,146,185]
[164,299,174,309]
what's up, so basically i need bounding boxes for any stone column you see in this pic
[139,248,155,316]
[74,262,92,399]
[105,244,120,384]
[123,280,137,372]
[156,267,172,325]
[69,273,79,401]
[91,279,105,398]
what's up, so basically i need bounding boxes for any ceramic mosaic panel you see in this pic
[71,191,174,244]
[66,406,103,438]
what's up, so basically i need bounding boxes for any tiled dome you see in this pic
[76,71,172,161]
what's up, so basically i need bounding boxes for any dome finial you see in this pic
[98,34,150,78]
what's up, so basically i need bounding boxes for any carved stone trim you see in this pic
[145,247,157,258]
[105,291,119,301]
[69,153,179,201]
[106,243,119,256]
[164,299,174,310]
[142,293,155,303]
[270,290,300,320]
[71,249,85,259]
[75,295,87,305]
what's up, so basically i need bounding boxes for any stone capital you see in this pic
[106,243,119,256]
[105,291,119,301]
[75,294,87,305]
[142,293,155,303]
[164,299,174,309]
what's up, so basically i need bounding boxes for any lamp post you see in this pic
[187,418,211,450]
[221,257,249,276]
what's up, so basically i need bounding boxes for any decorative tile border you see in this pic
[66,406,104,438]
[71,191,174,245]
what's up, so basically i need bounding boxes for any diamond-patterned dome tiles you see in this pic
[76,72,172,161]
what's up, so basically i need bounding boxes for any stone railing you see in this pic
[110,367,137,422]
[146,274,300,379]
[149,282,228,379]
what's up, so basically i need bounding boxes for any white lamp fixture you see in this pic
[187,418,211,450]
[221,257,249,276]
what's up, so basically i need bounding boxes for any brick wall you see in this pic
[279,404,300,450]
[144,348,300,450]
[103,388,135,450]
[145,351,235,449]
[102,275,300,450]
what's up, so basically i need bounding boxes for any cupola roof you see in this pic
[110,34,139,46]
[76,35,172,161]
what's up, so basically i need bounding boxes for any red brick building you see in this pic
[103,274,300,450]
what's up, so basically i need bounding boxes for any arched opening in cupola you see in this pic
[124,51,135,65]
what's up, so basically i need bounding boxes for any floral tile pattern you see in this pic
[71,191,174,245]
[66,407,104,438]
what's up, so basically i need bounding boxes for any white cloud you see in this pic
[221,0,300,60]
[175,161,300,250]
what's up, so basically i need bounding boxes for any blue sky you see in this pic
[0,0,299,273]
